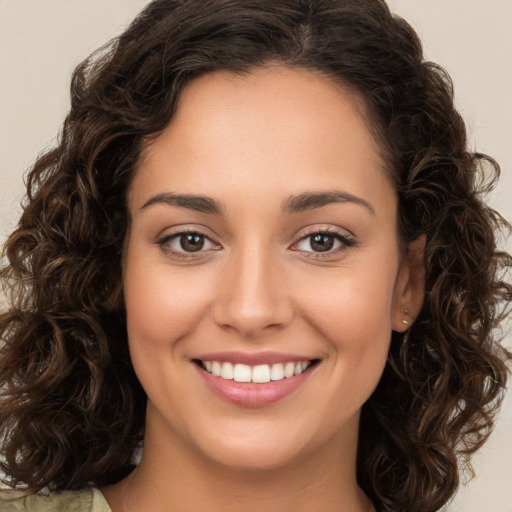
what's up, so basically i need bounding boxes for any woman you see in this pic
[0,1,510,511]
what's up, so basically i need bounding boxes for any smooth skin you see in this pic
[102,66,425,512]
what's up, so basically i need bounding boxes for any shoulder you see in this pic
[0,488,111,512]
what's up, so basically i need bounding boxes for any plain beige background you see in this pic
[0,1,511,510]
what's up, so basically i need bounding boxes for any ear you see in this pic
[392,235,426,332]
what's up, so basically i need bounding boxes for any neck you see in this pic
[102,406,374,512]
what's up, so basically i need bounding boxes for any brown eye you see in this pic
[309,234,335,252]
[294,231,354,255]
[179,233,205,252]
[158,231,219,255]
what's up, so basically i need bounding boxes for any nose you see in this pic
[212,245,294,339]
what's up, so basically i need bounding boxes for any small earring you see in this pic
[401,319,410,326]
[404,308,409,315]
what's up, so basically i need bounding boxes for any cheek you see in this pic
[123,249,215,350]
[294,263,396,403]
[297,266,396,344]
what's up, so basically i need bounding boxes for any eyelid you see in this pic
[155,227,222,258]
[153,224,356,260]
[154,223,220,245]
[289,226,356,257]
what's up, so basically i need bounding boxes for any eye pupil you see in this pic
[311,234,334,252]
[180,233,204,252]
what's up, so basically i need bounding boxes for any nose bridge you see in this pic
[213,238,292,337]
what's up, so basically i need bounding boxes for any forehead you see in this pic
[129,66,393,215]
[156,65,380,159]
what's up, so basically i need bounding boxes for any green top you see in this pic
[0,488,112,512]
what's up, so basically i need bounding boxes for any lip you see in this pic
[194,350,313,365]
[193,352,318,408]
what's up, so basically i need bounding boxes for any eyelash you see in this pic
[155,227,356,260]
[292,228,356,259]
[155,229,220,260]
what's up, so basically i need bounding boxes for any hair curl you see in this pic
[1,1,510,511]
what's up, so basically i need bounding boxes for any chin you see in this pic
[179,410,358,474]
[198,436,311,473]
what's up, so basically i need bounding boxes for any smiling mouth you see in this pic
[195,359,319,384]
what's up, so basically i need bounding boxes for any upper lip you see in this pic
[193,351,316,366]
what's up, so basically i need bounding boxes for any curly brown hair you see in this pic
[1,1,510,511]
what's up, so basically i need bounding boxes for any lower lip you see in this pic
[195,364,315,407]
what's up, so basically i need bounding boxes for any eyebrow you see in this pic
[282,190,375,216]
[140,193,224,214]
[140,190,375,216]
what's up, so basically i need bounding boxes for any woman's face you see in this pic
[124,66,420,471]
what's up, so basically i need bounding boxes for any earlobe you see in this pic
[392,235,426,332]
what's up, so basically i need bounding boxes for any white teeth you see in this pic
[252,364,271,383]
[233,364,252,383]
[270,363,285,381]
[220,362,234,379]
[284,362,295,378]
[211,361,221,376]
[201,360,312,383]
